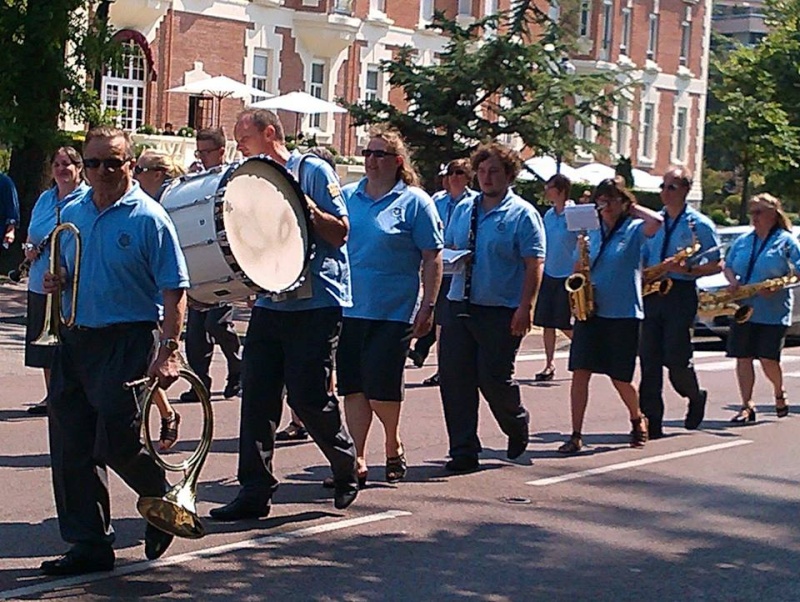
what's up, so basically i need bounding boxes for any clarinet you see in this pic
[8,236,50,283]
[456,197,480,319]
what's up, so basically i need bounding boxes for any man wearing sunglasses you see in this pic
[639,167,721,439]
[409,158,476,385]
[210,108,358,521]
[39,127,190,575]
[179,128,243,402]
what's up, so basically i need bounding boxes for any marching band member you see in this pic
[558,177,662,454]
[211,109,358,520]
[724,193,800,423]
[133,149,185,201]
[23,146,88,415]
[40,127,189,574]
[338,126,443,485]
[533,173,575,382]
[639,167,721,438]
[439,141,545,473]
[411,158,477,386]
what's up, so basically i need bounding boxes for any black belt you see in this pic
[70,321,157,333]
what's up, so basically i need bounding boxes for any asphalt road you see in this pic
[1,325,800,601]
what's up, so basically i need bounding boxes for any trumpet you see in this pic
[32,210,81,346]
[126,365,213,539]
[697,271,800,324]
[565,230,595,321]
[642,219,700,297]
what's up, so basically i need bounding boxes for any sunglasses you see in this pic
[84,157,130,170]
[448,169,466,176]
[195,148,221,157]
[361,149,397,159]
[659,182,681,191]
[133,165,164,175]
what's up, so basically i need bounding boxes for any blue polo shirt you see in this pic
[0,172,19,228]
[725,228,800,325]
[446,190,546,308]
[58,182,190,328]
[342,178,443,323]
[256,151,351,312]
[642,205,720,281]
[543,205,578,278]
[586,217,648,319]
[27,183,89,294]
[433,188,476,231]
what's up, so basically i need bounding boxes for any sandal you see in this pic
[776,392,790,418]
[276,421,309,441]
[535,367,555,382]
[158,411,181,451]
[385,450,407,483]
[323,469,368,489]
[557,432,582,454]
[630,415,648,448]
[730,404,756,424]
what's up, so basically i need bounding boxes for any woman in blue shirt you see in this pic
[559,177,662,453]
[338,126,443,485]
[23,147,88,415]
[533,173,576,381]
[723,193,800,423]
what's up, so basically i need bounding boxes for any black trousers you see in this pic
[439,302,529,460]
[185,305,241,385]
[237,307,356,497]
[639,281,702,427]
[48,323,167,547]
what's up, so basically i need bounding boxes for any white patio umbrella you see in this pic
[167,76,273,126]
[250,91,347,136]
[518,156,580,182]
[572,162,617,186]
[631,168,663,193]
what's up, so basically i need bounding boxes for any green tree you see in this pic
[705,41,800,223]
[344,1,631,189]
[0,0,115,268]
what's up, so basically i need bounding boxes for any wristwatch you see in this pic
[159,338,180,352]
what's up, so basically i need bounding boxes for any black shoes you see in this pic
[276,421,309,441]
[209,494,272,521]
[223,377,241,399]
[407,349,426,368]
[41,545,115,576]
[534,367,555,382]
[507,435,528,460]
[333,480,359,510]
[730,405,757,424]
[648,420,665,440]
[685,390,707,430]
[27,399,48,415]
[445,456,479,473]
[421,373,440,386]
[557,433,583,454]
[144,524,174,560]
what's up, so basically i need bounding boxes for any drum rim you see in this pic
[214,154,316,297]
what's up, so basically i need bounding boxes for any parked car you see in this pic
[694,225,800,340]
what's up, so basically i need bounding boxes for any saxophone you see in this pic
[697,270,799,324]
[565,230,595,321]
[642,217,700,297]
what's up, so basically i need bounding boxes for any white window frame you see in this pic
[647,12,659,61]
[548,0,560,21]
[102,41,146,132]
[600,0,613,60]
[615,101,630,158]
[420,0,434,23]
[620,5,632,56]
[365,65,381,102]
[484,0,499,16]
[574,96,595,159]
[679,7,692,67]
[309,61,326,130]
[640,101,656,162]
[579,0,591,38]
[673,105,690,163]
[458,0,472,16]
[369,0,386,16]
[251,48,270,103]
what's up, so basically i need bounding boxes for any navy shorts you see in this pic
[25,291,56,369]
[569,316,640,382]
[336,318,413,402]
[727,321,788,361]
[533,273,573,331]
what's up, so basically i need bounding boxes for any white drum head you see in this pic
[221,160,310,293]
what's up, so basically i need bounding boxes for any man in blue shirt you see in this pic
[639,167,721,439]
[210,109,358,521]
[439,142,546,473]
[409,158,476,386]
[0,171,19,254]
[39,127,190,575]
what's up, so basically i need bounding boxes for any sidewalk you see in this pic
[0,279,26,324]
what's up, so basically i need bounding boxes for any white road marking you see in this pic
[516,350,727,363]
[526,440,753,487]
[0,510,412,601]
[694,356,800,372]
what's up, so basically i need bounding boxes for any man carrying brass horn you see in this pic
[639,167,721,439]
[723,193,800,424]
[39,127,190,576]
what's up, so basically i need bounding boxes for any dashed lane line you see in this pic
[526,440,754,487]
[0,510,413,601]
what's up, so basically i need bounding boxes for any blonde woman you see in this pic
[134,149,186,201]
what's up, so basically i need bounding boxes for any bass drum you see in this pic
[160,156,313,306]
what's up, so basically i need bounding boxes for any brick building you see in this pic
[103,0,711,199]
